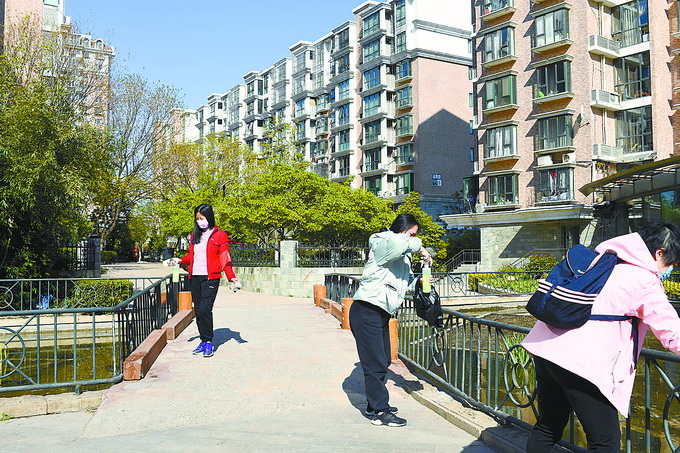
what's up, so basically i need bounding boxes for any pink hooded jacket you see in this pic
[522,232,680,416]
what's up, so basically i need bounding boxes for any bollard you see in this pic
[178,291,193,314]
[389,318,399,362]
[313,285,326,307]
[341,298,353,330]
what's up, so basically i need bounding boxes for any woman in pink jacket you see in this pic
[178,204,240,358]
[522,222,680,452]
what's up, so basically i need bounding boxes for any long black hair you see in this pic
[191,204,216,244]
[389,213,420,234]
[638,221,680,266]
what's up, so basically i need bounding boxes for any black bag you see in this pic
[413,280,443,328]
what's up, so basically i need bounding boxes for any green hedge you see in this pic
[101,251,117,264]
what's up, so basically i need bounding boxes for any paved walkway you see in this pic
[3,262,502,452]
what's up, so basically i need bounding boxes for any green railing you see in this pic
[0,275,187,395]
[230,243,280,267]
[297,243,368,268]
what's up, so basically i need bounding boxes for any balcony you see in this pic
[395,152,414,166]
[592,144,624,163]
[481,1,516,21]
[590,90,621,111]
[533,90,574,104]
[588,35,620,59]
[590,0,628,6]
[532,36,572,53]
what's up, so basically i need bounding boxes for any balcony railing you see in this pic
[588,35,620,58]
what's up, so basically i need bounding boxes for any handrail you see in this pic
[441,249,481,272]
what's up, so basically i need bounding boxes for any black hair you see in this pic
[637,221,680,266]
[191,204,216,244]
[389,213,420,234]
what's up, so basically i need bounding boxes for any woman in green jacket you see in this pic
[351,213,432,427]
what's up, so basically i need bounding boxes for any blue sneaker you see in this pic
[203,341,214,357]
[192,342,206,355]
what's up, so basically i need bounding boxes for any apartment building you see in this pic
[441,0,674,270]
[176,0,475,221]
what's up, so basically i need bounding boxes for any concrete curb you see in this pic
[0,391,104,419]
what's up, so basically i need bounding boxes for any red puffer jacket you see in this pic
[179,227,236,281]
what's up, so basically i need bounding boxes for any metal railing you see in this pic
[397,301,680,452]
[297,243,368,268]
[442,249,481,272]
[229,243,280,267]
[0,274,188,395]
[323,274,361,304]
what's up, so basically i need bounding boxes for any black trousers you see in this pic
[190,276,220,342]
[527,356,621,453]
[349,299,392,412]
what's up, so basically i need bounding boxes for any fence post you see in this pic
[86,234,101,274]
[178,291,193,317]
[313,284,326,307]
[389,318,399,362]
[341,298,353,330]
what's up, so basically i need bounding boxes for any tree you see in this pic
[396,192,448,265]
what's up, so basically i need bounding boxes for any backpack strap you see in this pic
[589,315,640,365]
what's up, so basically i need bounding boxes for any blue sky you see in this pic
[66,0,369,109]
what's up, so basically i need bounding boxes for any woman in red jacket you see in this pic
[178,204,240,358]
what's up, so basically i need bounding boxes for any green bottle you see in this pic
[422,263,431,293]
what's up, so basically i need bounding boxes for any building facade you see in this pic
[175,0,475,220]
[442,0,675,270]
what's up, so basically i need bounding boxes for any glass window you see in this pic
[295,99,305,117]
[396,32,406,53]
[294,75,306,95]
[537,167,573,202]
[396,143,414,164]
[364,92,381,117]
[396,115,413,136]
[537,115,572,150]
[316,94,329,111]
[364,66,381,89]
[616,106,653,154]
[395,0,406,27]
[396,86,412,108]
[397,173,414,195]
[363,39,380,63]
[364,120,381,143]
[484,27,514,63]
[363,12,380,36]
[484,125,517,159]
[364,147,382,171]
[614,52,651,100]
[484,75,516,109]
[396,60,411,79]
[337,104,350,125]
[338,129,351,151]
[483,0,512,14]
[534,9,569,48]
[612,0,649,47]
[337,29,350,49]
[338,155,351,176]
[337,54,350,74]
[364,175,382,194]
[296,122,306,140]
[487,174,518,205]
[338,80,350,100]
[536,60,570,97]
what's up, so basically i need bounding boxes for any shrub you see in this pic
[101,251,117,264]
[523,254,559,272]
[54,280,134,308]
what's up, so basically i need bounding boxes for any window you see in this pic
[364,66,381,89]
[337,29,350,49]
[396,115,413,136]
[337,104,350,126]
[363,12,380,36]
[484,75,516,109]
[364,147,382,171]
[364,93,381,117]
[534,9,569,48]
[316,117,328,134]
[612,0,649,47]
[396,60,411,79]
[487,174,518,205]
[296,122,306,140]
[396,32,406,53]
[295,99,305,117]
[616,106,652,155]
[364,175,382,194]
[537,167,573,202]
[294,75,306,95]
[338,129,351,151]
[396,144,414,164]
[537,115,572,150]
[338,80,350,100]
[484,125,517,159]
[395,0,406,27]
[484,27,514,63]
[397,173,414,195]
[338,155,351,176]
[246,81,255,97]
[246,101,255,116]
[316,94,329,111]
[535,60,570,97]
[337,54,350,74]
[295,52,306,73]
[614,52,651,100]
[396,86,412,108]
[364,120,381,143]
[483,0,511,14]
[363,39,380,63]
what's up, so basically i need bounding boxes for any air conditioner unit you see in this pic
[562,152,576,163]
[537,155,553,166]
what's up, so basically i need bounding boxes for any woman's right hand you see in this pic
[419,247,432,264]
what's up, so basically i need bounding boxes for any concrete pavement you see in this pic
[1,262,513,452]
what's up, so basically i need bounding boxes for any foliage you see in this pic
[445,228,480,260]
[54,279,134,308]
[396,193,448,266]
[101,251,118,265]
[524,254,559,272]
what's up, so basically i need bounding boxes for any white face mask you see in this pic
[197,219,209,230]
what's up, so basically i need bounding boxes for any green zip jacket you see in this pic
[353,230,423,315]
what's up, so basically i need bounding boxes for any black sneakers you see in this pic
[365,406,399,417]
[370,410,407,427]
